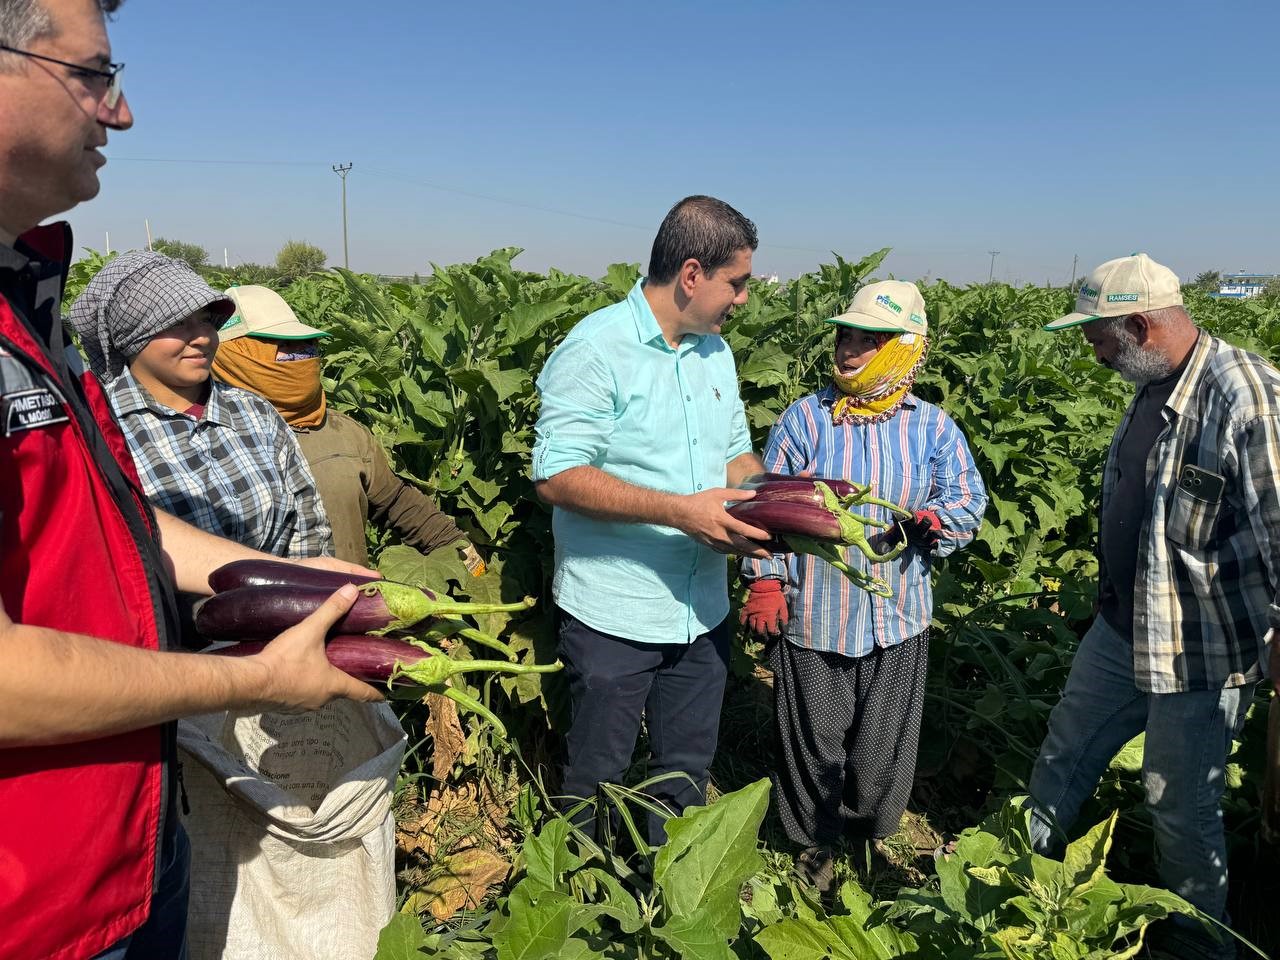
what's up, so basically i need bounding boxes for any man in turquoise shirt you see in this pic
[533,195,770,844]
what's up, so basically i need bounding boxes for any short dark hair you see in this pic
[0,1,124,58]
[647,195,758,284]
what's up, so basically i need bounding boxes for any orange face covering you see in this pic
[212,336,326,429]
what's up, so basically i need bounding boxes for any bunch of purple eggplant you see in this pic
[196,559,560,736]
[729,473,914,598]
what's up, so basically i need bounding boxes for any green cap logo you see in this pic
[220,313,244,331]
[874,293,903,314]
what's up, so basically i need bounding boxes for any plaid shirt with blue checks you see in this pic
[107,370,333,558]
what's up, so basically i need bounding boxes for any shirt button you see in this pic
[685,395,692,401]
[697,484,703,490]
[692,439,698,446]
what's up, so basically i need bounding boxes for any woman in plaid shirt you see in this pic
[741,281,986,892]
[68,251,403,957]
[68,251,333,561]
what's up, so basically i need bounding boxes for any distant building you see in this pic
[1215,272,1276,299]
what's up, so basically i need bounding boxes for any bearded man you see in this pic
[1029,253,1280,960]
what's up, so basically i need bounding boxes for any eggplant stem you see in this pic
[442,658,563,676]
[415,618,517,659]
[456,627,517,660]
[412,595,537,619]
[440,685,508,739]
[784,535,895,598]
[848,512,892,530]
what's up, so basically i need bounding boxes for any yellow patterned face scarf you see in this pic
[212,335,327,429]
[830,331,929,425]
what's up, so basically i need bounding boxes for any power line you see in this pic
[105,155,834,258]
[111,157,322,167]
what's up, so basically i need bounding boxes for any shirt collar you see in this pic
[627,278,703,353]
[818,382,919,411]
[0,235,66,348]
[1162,330,1212,425]
[0,241,30,273]
[109,367,235,426]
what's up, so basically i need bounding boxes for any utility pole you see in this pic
[987,250,1000,283]
[105,231,110,254]
[144,218,152,251]
[332,163,353,269]
[1069,253,1078,289]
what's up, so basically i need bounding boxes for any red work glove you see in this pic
[740,579,789,636]
[896,509,943,550]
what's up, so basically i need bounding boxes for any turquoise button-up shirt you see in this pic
[532,279,753,644]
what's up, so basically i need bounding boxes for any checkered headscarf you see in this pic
[68,251,234,383]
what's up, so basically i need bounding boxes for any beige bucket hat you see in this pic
[1046,253,1183,331]
[825,280,928,336]
[217,285,329,341]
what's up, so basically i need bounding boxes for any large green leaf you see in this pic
[737,344,792,388]
[373,913,428,960]
[493,883,595,960]
[504,301,571,345]
[651,912,738,960]
[378,544,469,592]
[1062,810,1116,893]
[601,262,640,297]
[652,778,769,942]
[754,914,909,960]
[1108,733,1145,773]
[398,378,455,430]
[580,867,642,934]
[522,818,584,892]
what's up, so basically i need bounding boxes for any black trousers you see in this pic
[769,631,929,846]
[556,607,731,846]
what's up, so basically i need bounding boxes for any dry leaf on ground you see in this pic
[404,848,510,921]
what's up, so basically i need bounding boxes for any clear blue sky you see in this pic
[68,0,1278,284]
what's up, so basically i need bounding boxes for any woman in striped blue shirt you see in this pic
[741,280,987,891]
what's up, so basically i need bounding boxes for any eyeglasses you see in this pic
[0,43,124,108]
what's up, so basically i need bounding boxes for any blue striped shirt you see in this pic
[744,385,986,657]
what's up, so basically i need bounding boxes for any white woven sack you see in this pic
[177,700,407,960]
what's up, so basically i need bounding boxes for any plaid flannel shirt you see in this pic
[107,370,333,558]
[1105,332,1280,693]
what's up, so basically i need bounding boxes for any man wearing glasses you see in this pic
[0,3,384,959]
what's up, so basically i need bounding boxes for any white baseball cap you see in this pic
[825,280,928,336]
[1046,253,1183,331]
[217,285,329,341]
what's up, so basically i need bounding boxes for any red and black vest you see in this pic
[0,224,180,960]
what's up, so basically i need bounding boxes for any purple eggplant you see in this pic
[208,636,562,736]
[208,558,381,594]
[730,479,911,599]
[737,473,864,502]
[211,634,436,685]
[194,582,536,641]
[729,498,849,541]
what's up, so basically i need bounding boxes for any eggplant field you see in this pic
[69,249,1280,958]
